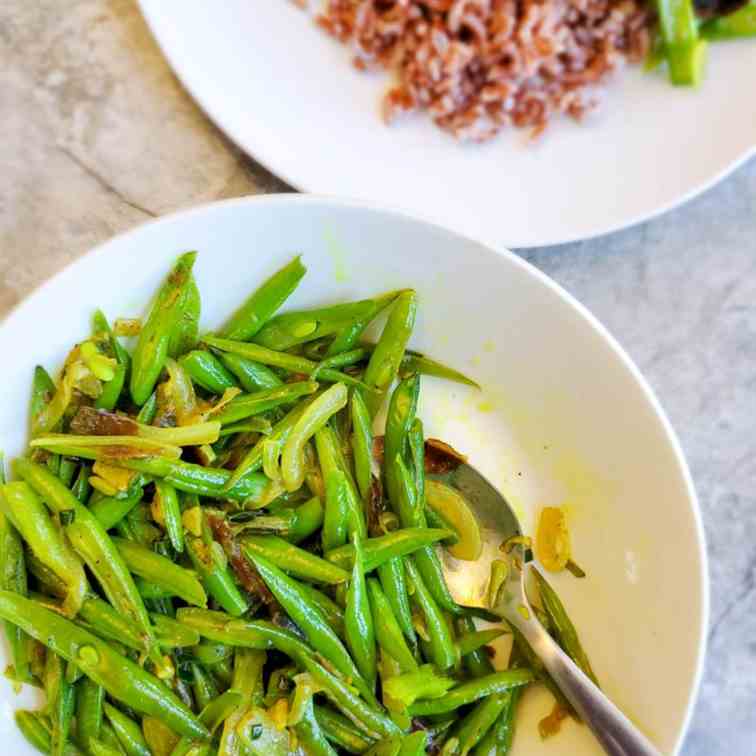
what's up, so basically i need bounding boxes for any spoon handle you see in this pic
[513,600,662,756]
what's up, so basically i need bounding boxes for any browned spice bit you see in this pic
[539,702,570,739]
[70,406,139,436]
[366,475,385,538]
[207,512,284,619]
[372,435,385,465]
[424,438,467,474]
[484,644,496,658]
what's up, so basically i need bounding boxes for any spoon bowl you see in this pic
[439,464,662,756]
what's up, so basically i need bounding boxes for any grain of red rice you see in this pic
[316,0,651,140]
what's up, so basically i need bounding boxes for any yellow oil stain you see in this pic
[483,339,495,352]
[477,400,495,413]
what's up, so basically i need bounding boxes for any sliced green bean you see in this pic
[152,481,184,553]
[241,535,349,584]
[76,677,105,751]
[0,481,87,618]
[377,559,415,649]
[315,705,374,754]
[325,528,451,572]
[104,703,151,756]
[221,256,306,341]
[408,669,534,716]
[0,592,206,739]
[350,390,373,501]
[130,252,197,406]
[219,353,283,392]
[363,291,416,416]
[366,579,417,673]
[214,381,318,426]
[111,538,206,607]
[205,335,369,389]
[345,535,376,690]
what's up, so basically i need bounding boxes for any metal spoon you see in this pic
[438,463,662,756]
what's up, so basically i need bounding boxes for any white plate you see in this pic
[0,196,706,753]
[137,1,755,248]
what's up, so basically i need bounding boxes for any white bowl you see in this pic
[0,196,707,754]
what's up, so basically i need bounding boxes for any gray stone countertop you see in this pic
[2,2,754,754]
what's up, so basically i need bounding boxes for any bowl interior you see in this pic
[0,196,706,754]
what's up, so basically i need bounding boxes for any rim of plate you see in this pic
[136,0,753,248]
[0,194,709,752]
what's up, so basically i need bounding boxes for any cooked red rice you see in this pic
[316,0,651,140]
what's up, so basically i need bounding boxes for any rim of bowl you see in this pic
[0,193,709,752]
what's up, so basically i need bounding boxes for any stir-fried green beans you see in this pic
[0,252,614,755]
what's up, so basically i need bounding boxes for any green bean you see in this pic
[141,717,180,756]
[224,397,316,491]
[345,535,376,690]
[280,383,348,491]
[87,457,268,505]
[656,0,706,85]
[171,690,243,756]
[396,732,425,755]
[363,291,416,415]
[298,582,345,638]
[110,537,205,608]
[204,335,369,389]
[241,535,349,584]
[350,391,374,501]
[701,2,756,39]
[456,628,506,659]
[167,275,201,359]
[366,579,417,673]
[218,649,267,756]
[300,655,402,740]
[177,609,313,663]
[20,464,160,653]
[0,481,87,617]
[316,425,365,541]
[249,552,373,703]
[239,496,324,544]
[88,488,142,532]
[214,381,318,426]
[70,465,91,504]
[454,616,494,679]
[190,641,234,667]
[219,353,283,392]
[405,559,456,670]
[221,256,306,341]
[533,569,598,686]
[151,614,200,648]
[190,663,219,711]
[104,703,151,756]
[178,350,237,395]
[77,677,105,751]
[400,351,479,388]
[0,592,206,738]
[135,392,158,425]
[30,365,57,435]
[289,676,338,756]
[186,534,247,617]
[377,559,415,649]
[0,508,32,683]
[46,651,76,756]
[130,252,197,406]
[253,292,398,351]
[315,705,374,754]
[395,455,459,615]
[152,481,184,553]
[58,458,78,488]
[96,362,127,412]
[408,669,534,716]
[452,693,511,755]
[325,528,451,572]
[363,737,402,756]
[16,710,83,756]
[471,688,520,756]
[322,469,350,551]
